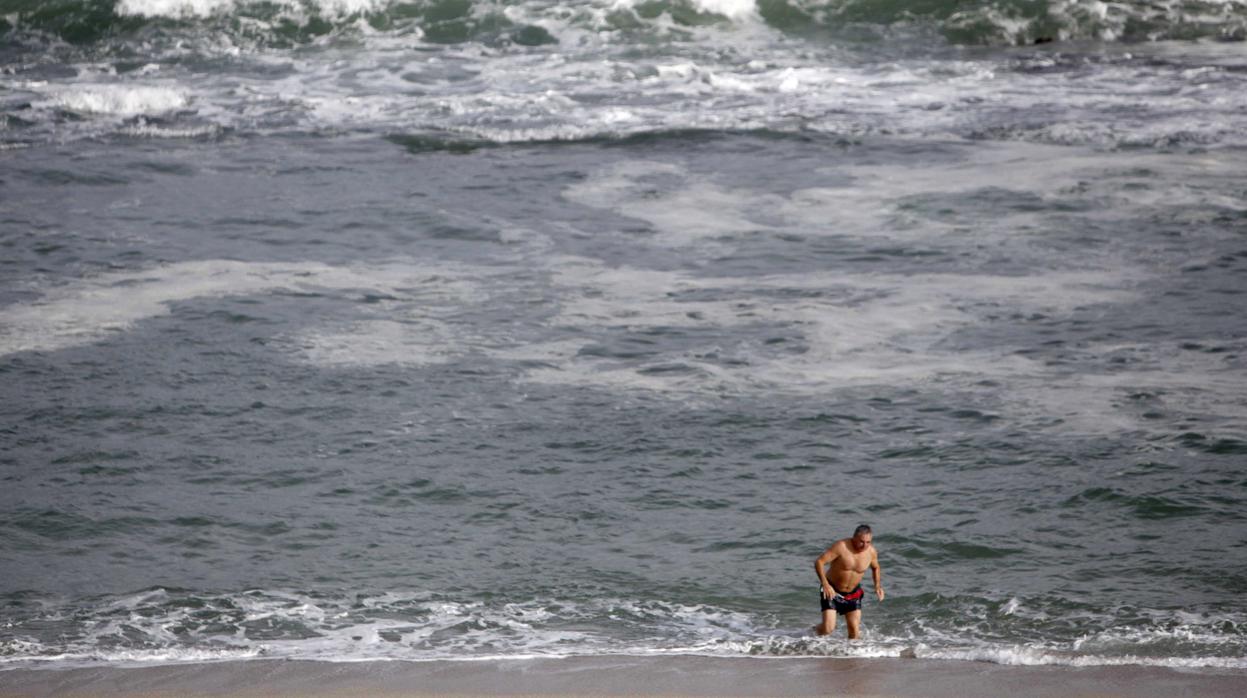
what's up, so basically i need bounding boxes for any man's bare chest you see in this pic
[834,550,871,573]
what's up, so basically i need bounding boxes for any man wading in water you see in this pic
[814,524,884,638]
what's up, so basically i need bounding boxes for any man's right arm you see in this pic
[814,546,839,598]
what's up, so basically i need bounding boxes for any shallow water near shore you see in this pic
[2,0,1247,673]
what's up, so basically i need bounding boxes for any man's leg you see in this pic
[844,610,862,639]
[815,609,837,636]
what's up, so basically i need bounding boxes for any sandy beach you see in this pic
[2,656,1245,698]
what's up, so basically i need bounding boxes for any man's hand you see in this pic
[876,586,886,602]
[822,584,838,601]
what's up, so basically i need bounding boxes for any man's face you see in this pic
[851,533,872,552]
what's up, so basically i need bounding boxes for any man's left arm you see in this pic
[871,550,885,601]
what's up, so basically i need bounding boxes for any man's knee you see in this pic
[845,611,862,638]
[816,611,836,635]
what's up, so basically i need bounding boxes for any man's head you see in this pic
[851,524,872,552]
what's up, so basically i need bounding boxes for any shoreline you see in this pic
[2,655,1245,698]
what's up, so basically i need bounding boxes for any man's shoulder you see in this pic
[820,539,845,556]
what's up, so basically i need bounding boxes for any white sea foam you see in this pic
[296,320,462,367]
[7,590,1243,670]
[2,230,1193,446]
[0,260,307,356]
[689,0,759,21]
[0,260,484,357]
[535,147,1247,433]
[564,144,1247,254]
[524,253,1142,395]
[115,0,237,17]
[911,644,1247,669]
[47,85,190,116]
[11,4,1246,149]
[20,251,1136,417]
[1040,359,1247,428]
[5,164,1226,436]
[120,120,221,139]
[115,0,388,18]
[563,161,783,247]
[513,251,1234,440]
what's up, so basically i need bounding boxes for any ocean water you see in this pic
[2,0,1247,674]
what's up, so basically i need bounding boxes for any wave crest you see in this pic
[4,0,1246,50]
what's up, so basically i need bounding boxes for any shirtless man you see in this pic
[813,524,884,638]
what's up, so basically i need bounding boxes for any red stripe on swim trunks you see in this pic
[841,588,864,601]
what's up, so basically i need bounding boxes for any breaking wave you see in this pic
[3,0,1245,52]
[2,588,1244,670]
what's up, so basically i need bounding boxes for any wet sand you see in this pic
[1,656,1244,698]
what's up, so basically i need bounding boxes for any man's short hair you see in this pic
[853,524,872,537]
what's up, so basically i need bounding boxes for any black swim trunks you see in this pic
[819,584,865,615]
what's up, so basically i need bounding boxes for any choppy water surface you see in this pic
[2,0,1246,672]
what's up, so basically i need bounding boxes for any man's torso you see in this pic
[827,538,872,592]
